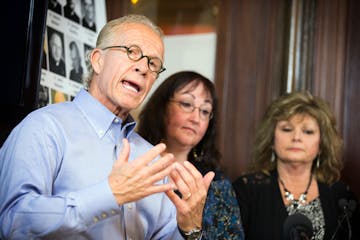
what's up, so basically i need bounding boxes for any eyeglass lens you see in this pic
[102,45,165,74]
[175,100,213,120]
[126,45,163,73]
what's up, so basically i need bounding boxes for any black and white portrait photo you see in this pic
[64,0,80,24]
[68,41,84,83]
[47,27,66,77]
[81,0,96,32]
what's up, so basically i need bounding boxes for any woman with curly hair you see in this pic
[233,91,359,240]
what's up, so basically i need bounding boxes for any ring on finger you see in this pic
[184,192,191,200]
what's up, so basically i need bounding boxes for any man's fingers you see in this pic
[169,170,191,199]
[114,138,130,166]
[146,161,177,187]
[148,152,175,174]
[142,182,175,196]
[174,161,200,190]
[115,141,167,168]
[183,161,203,179]
[135,143,167,167]
[203,171,215,191]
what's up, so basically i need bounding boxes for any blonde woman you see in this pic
[233,91,359,240]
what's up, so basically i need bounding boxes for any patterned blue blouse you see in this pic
[202,171,245,240]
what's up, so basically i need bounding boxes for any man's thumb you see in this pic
[115,138,130,166]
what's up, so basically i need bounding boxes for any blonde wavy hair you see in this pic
[251,91,343,184]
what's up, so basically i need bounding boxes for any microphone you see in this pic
[348,199,357,214]
[283,213,313,240]
[330,198,357,240]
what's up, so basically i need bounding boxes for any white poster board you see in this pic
[39,0,106,107]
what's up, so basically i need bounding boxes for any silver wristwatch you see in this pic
[181,228,203,240]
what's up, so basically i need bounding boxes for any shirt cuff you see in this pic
[73,179,120,226]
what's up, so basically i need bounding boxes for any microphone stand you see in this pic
[345,210,352,240]
[330,199,354,240]
[330,213,347,240]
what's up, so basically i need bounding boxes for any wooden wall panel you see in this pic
[215,0,287,179]
[342,0,360,198]
[312,0,347,131]
[105,0,126,20]
[312,0,360,198]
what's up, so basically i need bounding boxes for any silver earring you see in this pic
[316,154,320,168]
[271,151,276,162]
[193,148,203,162]
[193,148,198,159]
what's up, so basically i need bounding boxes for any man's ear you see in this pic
[90,48,104,74]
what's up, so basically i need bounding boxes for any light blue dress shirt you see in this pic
[0,89,182,239]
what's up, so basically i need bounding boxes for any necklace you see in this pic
[279,174,312,208]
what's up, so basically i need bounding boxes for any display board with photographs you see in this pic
[39,0,106,107]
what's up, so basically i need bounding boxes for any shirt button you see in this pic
[128,205,132,209]
[101,213,107,219]
[114,118,120,124]
[111,210,116,215]
[93,217,99,223]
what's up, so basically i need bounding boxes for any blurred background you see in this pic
[1,0,359,198]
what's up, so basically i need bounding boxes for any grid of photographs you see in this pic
[40,0,103,107]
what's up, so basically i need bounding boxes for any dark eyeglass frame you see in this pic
[102,45,166,75]
[170,99,214,120]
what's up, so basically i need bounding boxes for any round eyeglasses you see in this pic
[102,45,166,75]
[170,100,213,120]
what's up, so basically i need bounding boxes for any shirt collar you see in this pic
[73,89,136,138]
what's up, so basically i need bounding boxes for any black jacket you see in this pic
[233,170,360,240]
